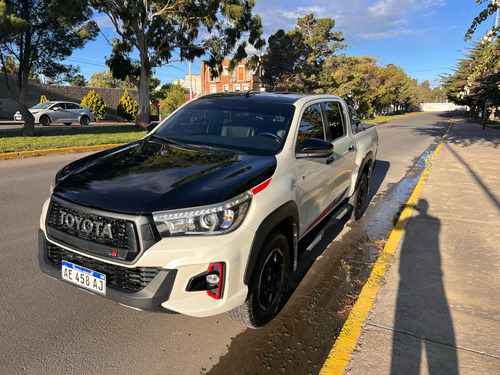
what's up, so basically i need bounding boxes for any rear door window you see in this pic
[324,101,345,140]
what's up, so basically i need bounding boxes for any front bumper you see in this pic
[38,229,178,313]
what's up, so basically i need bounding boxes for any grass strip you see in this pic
[0,126,146,153]
[362,113,419,124]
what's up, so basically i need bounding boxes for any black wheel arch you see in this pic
[244,201,298,287]
[355,151,375,189]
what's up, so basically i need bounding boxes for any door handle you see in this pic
[348,145,356,151]
[326,156,336,164]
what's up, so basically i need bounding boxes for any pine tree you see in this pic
[117,90,138,121]
[39,95,49,104]
[81,90,106,121]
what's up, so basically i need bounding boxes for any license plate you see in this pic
[62,260,106,295]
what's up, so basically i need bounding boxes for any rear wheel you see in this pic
[350,171,368,220]
[228,231,290,328]
[80,116,90,126]
[39,115,51,126]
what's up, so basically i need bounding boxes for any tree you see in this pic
[160,85,187,115]
[443,41,500,117]
[262,14,346,91]
[81,90,107,120]
[117,89,138,121]
[39,94,48,103]
[71,74,87,86]
[0,0,98,136]
[91,0,265,128]
[464,0,500,83]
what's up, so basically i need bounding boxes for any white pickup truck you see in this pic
[39,92,378,328]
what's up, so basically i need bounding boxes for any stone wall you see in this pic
[0,73,139,120]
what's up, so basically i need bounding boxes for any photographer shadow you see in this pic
[391,199,458,374]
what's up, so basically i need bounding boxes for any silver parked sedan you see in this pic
[13,101,96,126]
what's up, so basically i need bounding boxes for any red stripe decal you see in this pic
[305,197,338,233]
[251,178,272,195]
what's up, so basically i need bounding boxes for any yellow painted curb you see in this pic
[319,118,453,375]
[0,144,122,160]
[368,111,423,125]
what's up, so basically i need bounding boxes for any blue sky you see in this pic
[68,0,497,88]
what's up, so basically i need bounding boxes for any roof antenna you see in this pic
[244,90,252,98]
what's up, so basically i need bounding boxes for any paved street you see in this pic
[0,113,450,374]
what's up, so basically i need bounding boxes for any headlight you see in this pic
[153,191,252,237]
[49,175,57,195]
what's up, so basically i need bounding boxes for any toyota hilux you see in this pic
[39,92,378,328]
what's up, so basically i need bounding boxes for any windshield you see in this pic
[31,102,53,109]
[153,97,295,156]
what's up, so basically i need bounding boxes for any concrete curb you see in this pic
[0,144,122,160]
[319,118,454,375]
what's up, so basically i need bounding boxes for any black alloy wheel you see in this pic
[258,248,286,311]
[227,231,290,328]
[352,172,368,220]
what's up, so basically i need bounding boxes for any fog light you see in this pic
[185,262,225,300]
[206,274,220,285]
[207,263,224,300]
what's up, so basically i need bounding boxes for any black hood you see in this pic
[53,139,277,214]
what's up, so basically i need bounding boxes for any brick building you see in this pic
[200,58,265,94]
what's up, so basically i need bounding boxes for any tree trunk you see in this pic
[19,66,35,137]
[135,54,151,128]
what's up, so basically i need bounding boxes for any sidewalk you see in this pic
[345,119,500,374]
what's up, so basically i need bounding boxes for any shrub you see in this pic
[39,95,49,104]
[81,90,107,121]
[160,85,187,115]
[117,90,138,121]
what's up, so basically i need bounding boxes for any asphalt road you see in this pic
[0,112,451,374]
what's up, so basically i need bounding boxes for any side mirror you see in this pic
[297,138,334,158]
[146,122,158,133]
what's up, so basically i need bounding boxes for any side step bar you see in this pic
[305,202,351,252]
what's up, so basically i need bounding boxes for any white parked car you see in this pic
[14,101,95,126]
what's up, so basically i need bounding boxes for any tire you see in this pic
[228,231,290,328]
[40,115,51,126]
[64,123,72,126]
[350,171,368,220]
[80,116,90,126]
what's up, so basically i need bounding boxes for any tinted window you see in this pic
[154,98,295,156]
[325,101,345,140]
[67,103,80,110]
[297,104,324,147]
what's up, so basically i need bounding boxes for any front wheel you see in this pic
[350,171,368,220]
[39,115,51,126]
[80,116,90,126]
[228,231,290,328]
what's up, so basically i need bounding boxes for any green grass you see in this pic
[0,126,146,153]
[363,113,417,123]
